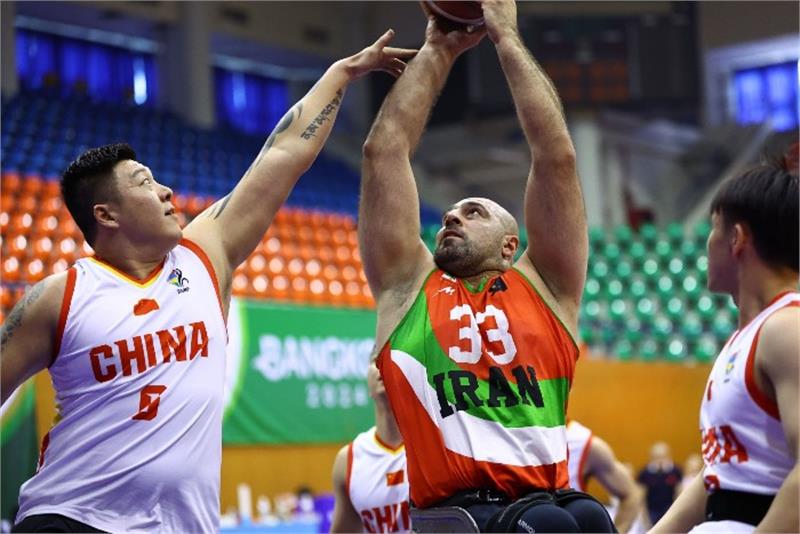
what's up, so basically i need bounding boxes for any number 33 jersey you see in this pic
[377,269,579,508]
[699,291,798,495]
[16,238,228,533]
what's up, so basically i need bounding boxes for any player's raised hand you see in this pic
[343,29,418,79]
[481,0,519,44]
[420,1,486,57]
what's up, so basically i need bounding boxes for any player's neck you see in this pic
[374,402,402,449]
[734,264,798,328]
[93,233,174,280]
[459,269,506,290]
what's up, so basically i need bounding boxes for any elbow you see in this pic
[363,125,409,161]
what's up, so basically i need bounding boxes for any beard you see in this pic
[434,237,484,278]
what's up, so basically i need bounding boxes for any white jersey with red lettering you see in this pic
[699,291,799,495]
[566,419,593,492]
[347,427,410,533]
[16,238,227,533]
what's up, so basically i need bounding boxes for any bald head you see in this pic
[452,197,519,236]
[434,197,521,278]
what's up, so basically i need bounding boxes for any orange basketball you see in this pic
[426,1,484,25]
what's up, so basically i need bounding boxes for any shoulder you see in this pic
[30,270,72,321]
[332,443,352,481]
[757,305,800,378]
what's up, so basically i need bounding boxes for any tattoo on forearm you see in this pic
[205,103,304,219]
[0,281,46,349]
[210,194,232,219]
[300,89,343,140]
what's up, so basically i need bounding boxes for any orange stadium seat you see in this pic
[2,257,21,283]
[22,174,44,197]
[43,179,61,198]
[2,172,22,194]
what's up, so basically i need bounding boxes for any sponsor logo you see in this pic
[436,286,456,296]
[167,268,190,294]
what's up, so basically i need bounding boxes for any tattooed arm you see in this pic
[0,273,66,404]
[183,30,415,306]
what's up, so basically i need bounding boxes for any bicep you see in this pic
[763,311,800,455]
[589,438,636,498]
[523,153,588,306]
[0,277,61,404]
[331,446,361,533]
[359,149,433,295]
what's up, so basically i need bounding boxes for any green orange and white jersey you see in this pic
[377,268,579,508]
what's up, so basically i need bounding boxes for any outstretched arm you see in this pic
[360,7,485,298]
[184,31,415,302]
[755,307,799,533]
[586,437,642,533]
[483,0,588,310]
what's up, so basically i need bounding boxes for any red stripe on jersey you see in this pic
[51,267,77,367]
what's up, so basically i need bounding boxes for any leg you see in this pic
[562,498,617,533]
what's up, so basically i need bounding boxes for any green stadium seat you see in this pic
[582,301,606,322]
[629,276,648,299]
[653,314,673,342]
[666,222,685,244]
[628,241,647,265]
[681,273,702,303]
[695,335,718,363]
[656,275,674,301]
[712,312,735,342]
[635,297,657,323]
[693,220,712,243]
[603,242,622,263]
[665,335,689,362]
[613,339,635,360]
[681,312,704,342]
[614,259,633,282]
[614,224,634,246]
[607,279,624,299]
[609,298,629,322]
[579,325,596,346]
[625,318,644,344]
[639,339,659,361]
[642,258,660,283]
[696,294,716,322]
[654,239,673,264]
[639,223,658,245]
[591,259,610,279]
[588,226,605,250]
[668,257,685,278]
[583,277,601,301]
[695,254,708,274]
[680,240,699,262]
[665,296,685,321]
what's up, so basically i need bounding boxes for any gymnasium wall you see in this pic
[34,350,712,509]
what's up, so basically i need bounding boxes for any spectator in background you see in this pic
[331,362,408,533]
[637,442,682,524]
[566,419,643,533]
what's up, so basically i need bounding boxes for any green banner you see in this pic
[223,299,377,444]
[1,379,38,524]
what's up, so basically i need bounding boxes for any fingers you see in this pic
[418,0,436,20]
[382,47,419,59]
[374,28,396,49]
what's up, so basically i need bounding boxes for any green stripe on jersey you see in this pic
[389,288,568,429]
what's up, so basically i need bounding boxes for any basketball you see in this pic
[425,1,484,26]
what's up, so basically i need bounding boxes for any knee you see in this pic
[516,504,580,533]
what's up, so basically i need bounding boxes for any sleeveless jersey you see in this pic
[17,238,227,533]
[377,268,578,508]
[699,291,799,495]
[347,427,410,533]
[566,419,593,491]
